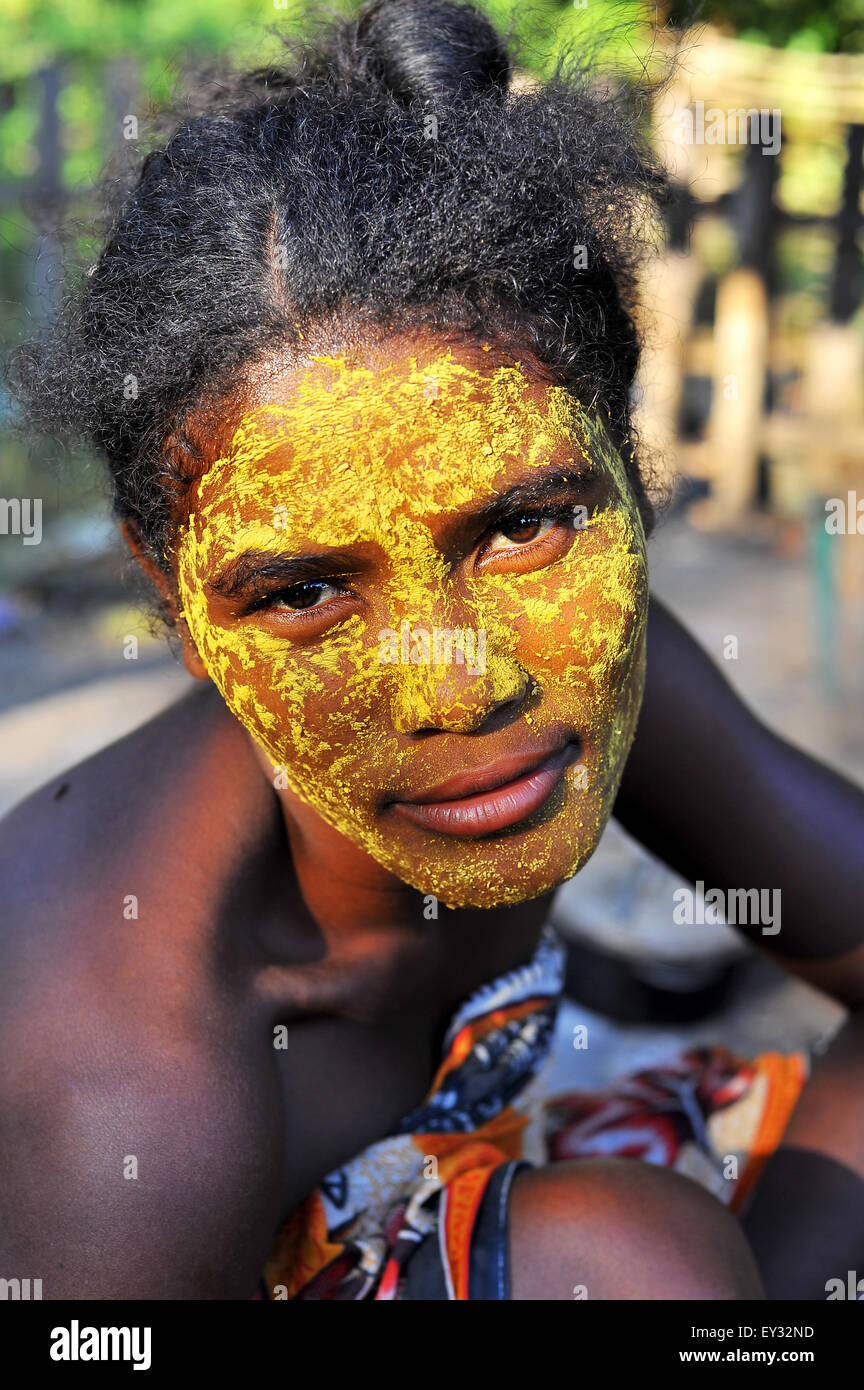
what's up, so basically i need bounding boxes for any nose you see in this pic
[389,643,533,736]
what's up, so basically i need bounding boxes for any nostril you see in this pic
[472,685,532,736]
[388,647,534,738]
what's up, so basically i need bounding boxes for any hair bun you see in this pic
[356,0,510,106]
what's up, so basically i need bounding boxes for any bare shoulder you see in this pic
[509,1158,764,1301]
[0,681,284,991]
[0,679,275,1052]
[0,965,284,1298]
[0,682,238,928]
[0,683,285,1297]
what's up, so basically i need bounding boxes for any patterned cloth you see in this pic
[256,926,808,1300]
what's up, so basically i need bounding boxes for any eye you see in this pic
[266,580,343,612]
[485,515,558,553]
[475,503,588,578]
[244,578,348,616]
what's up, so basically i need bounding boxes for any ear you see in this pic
[121,522,210,682]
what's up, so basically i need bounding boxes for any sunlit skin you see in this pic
[174,333,649,911]
[5,327,864,1301]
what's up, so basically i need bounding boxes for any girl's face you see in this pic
[175,337,648,909]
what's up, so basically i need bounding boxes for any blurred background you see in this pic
[1,0,863,1077]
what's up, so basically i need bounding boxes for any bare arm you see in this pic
[0,691,288,1300]
[615,595,864,990]
[739,1001,864,1299]
[0,989,285,1299]
[616,598,864,1294]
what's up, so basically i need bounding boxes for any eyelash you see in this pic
[242,500,591,616]
[479,501,590,559]
[243,578,352,616]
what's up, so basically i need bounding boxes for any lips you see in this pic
[390,739,581,838]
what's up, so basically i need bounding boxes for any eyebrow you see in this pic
[207,548,364,599]
[207,466,597,600]
[465,465,597,529]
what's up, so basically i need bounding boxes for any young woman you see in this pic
[2,0,864,1301]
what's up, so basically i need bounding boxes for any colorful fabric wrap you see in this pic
[255,925,807,1300]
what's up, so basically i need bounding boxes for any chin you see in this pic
[385,824,607,912]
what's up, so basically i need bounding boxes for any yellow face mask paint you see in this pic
[176,345,648,909]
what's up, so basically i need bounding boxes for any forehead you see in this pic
[183,342,604,557]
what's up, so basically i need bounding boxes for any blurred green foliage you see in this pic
[0,0,858,201]
[670,0,864,53]
[0,1,658,215]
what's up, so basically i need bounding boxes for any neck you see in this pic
[248,735,552,1022]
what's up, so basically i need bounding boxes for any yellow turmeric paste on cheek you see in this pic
[175,350,647,909]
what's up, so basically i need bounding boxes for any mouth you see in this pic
[390,738,581,838]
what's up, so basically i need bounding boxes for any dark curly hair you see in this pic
[9,0,668,580]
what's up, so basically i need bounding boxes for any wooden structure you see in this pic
[639,30,864,533]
